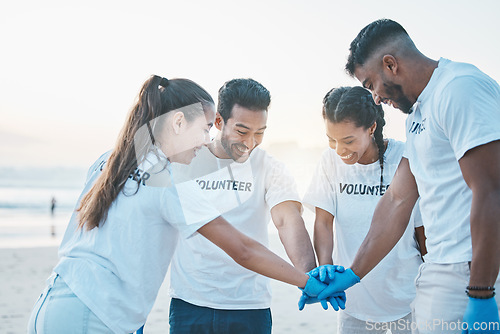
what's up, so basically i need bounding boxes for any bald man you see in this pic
[307,19,500,334]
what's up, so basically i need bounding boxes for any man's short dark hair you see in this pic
[217,78,271,123]
[345,19,409,76]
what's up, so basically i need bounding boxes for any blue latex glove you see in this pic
[298,265,346,311]
[317,268,360,300]
[462,296,500,333]
[309,264,345,283]
[301,274,328,298]
[298,290,346,311]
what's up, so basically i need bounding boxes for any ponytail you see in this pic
[77,75,213,230]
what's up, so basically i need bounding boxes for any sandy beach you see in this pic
[0,232,339,334]
[0,149,340,334]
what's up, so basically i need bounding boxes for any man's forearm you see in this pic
[468,190,500,295]
[351,189,417,279]
[272,202,317,272]
[458,140,500,296]
[277,220,317,272]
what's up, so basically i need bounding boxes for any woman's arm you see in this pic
[313,207,335,266]
[197,216,309,288]
[271,201,316,273]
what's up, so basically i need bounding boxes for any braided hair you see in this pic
[322,86,386,192]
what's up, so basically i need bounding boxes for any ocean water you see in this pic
[0,166,87,248]
[0,150,321,249]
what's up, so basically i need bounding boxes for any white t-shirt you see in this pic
[303,139,423,322]
[54,151,220,334]
[404,58,500,264]
[169,146,301,309]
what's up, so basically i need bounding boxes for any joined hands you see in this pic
[298,264,360,311]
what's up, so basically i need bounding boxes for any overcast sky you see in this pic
[1,0,499,167]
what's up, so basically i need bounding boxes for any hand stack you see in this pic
[298,265,360,311]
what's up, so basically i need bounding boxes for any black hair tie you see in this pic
[159,77,169,88]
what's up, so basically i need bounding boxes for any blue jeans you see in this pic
[169,298,272,334]
[27,274,114,334]
[28,274,144,334]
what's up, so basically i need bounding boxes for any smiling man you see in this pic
[309,19,500,334]
[168,78,316,334]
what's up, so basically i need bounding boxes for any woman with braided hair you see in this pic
[303,86,426,333]
[27,75,333,334]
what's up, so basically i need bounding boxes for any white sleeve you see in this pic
[439,76,500,160]
[402,141,409,160]
[411,198,423,228]
[84,151,111,185]
[302,150,336,216]
[402,117,413,160]
[264,156,301,209]
[161,180,220,239]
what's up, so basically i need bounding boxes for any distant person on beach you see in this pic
[50,197,56,216]
[27,75,337,334]
[50,197,57,237]
[168,78,318,334]
[301,86,426,333]
[304,19,500,334]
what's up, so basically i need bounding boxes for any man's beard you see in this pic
[384,82,414,114]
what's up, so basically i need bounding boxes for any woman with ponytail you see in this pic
[28,75,332,334]
[303,86,427,333]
